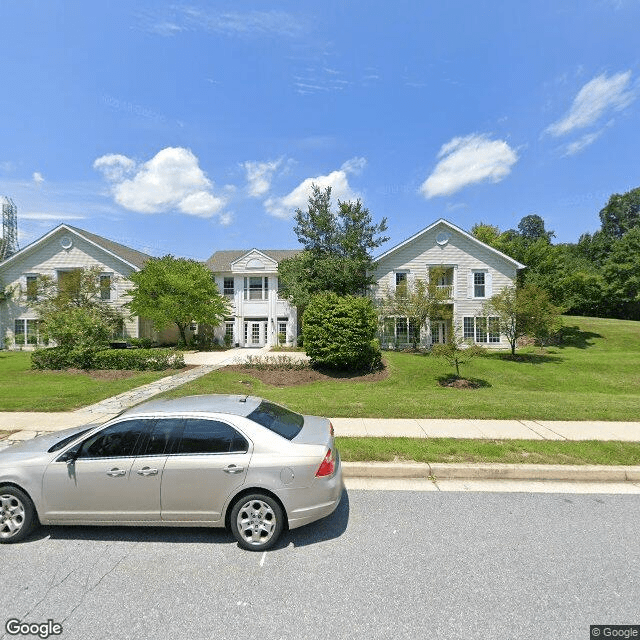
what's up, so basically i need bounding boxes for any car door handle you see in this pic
[223,465,244,474]
[137,467,159,476]
[107,468,126,477]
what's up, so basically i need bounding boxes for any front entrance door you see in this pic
[244,321,267,347]
[431,321,447,344]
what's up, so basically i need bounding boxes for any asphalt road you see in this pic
[1,488,638,640]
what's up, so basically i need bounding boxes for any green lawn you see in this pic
[162,316,640,421]
[337,437,640,466]
[0,352,179,411]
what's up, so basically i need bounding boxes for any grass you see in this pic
[0,352,180,412]
[161,316,640,421]
[337,437,640,466]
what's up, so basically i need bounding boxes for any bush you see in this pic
[303,292,382,372]
[31,347,185,371]
[129,337,154,349]
[240,354,309,371]
[92,349,185,370]
[31,347,75,369]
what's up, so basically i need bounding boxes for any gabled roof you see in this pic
[206,249,302,272]
[0,224,153,271]
[374,218,526,269]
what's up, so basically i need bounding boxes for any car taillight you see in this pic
[315,448,335,477]
[329,421,334,437]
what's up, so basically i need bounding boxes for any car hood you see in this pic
[0,424,96,465]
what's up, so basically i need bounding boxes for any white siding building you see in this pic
[206,249,301,348]
[372,219,525,349]
[0,224,161,348]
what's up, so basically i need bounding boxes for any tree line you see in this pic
[472,186,640,321]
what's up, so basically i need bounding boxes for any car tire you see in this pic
[0,486,38,544]
[230,493,284,551]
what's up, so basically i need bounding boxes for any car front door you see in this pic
[160,418,252,523]
[42,418,165,523]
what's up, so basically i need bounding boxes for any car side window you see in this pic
[176,419,248,455]
[137,418,183,456]
[76,420,149,459]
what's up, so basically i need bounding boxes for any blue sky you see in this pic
[1,0,639,260]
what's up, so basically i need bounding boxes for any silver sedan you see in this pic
[0,395,343,551]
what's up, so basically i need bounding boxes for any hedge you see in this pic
[31,347,185,371]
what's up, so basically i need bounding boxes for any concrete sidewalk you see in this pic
[2,415,640,442]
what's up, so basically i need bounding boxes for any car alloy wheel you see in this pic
[0,487,36,543]
[231,494,284,551]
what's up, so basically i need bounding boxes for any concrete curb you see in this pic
[342,461,640,482]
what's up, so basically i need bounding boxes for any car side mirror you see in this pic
[57,446,80,463]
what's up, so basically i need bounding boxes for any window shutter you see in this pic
[467,271,473,299]
[486,272,492,298]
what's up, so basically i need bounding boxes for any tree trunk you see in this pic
[177,322,187,346]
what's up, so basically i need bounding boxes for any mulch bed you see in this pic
[220,364,389,387]
[438,377,482,389]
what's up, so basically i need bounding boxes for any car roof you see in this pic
[122,394,263,418]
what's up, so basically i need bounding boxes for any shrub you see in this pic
[92,349,185,370]
[31,347,75,369]
[239,354,309,371]
[129,337,154,349]
[31,347,184,371]
[303,292,382,372]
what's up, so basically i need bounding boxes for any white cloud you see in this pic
[263,157,365,219]
[546,71,636,136]
[21,212,86,221]
[93,154,136,182]
[340,157,367,175]
[563,130,605,156]
[144,8,305,39]
[420,134,518,198]
[94,147,228,220]
[32,172,45,185]
[243,159,282,197]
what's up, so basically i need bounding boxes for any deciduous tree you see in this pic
[483,284,563,355]
[127,255,229,346]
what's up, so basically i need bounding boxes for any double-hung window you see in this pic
[463,317,501,344]
[14,319,39,345]
[223,277,234,297]
[244,276,268,300]
[100,274,112,301]
[395,272,408,297]
[26,275,38,301]
[473,272,485,297]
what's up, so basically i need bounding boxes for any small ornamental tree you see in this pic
[303,292,382,371]
[127,255,230,346]
[483,284,563,355]
[376,268,453,348]
[30,267,124,351]
[431,332,485,379]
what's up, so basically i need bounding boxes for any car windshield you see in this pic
[247,401,303,440]
[47,428,94,453]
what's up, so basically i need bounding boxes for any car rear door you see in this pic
[160,417,252,523]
